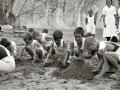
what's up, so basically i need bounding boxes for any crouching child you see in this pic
[44,30,69,67]
[18,32,47,65]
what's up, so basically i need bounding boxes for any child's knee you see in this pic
[25,47,33,56]
[45,46,50,52]
[105,53,111,60]
[36,49,43,58]
[74,50,80,57]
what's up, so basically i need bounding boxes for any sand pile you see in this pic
[52,59,94,80]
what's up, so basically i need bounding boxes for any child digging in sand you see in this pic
[84,37,120,80]
[0,38,17,59]
[18,32,47,65]
[0,45,15,81]
[69,27,86,60]
[44,30,69,67]
[32,30,53,52]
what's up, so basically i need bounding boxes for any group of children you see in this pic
[0,27,120,81]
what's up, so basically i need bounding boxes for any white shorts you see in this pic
[86,24,95,34]
[0,56,15,72]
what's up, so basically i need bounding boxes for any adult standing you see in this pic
[102,0,118,41]
[118,1,120,31]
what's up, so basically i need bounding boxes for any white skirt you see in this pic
[103,15,117,38]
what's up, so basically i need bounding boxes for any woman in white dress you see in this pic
[103,0,118,41]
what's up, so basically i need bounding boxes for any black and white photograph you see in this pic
[0,0,120,90]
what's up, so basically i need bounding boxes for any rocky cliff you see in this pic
[0,0,119,29]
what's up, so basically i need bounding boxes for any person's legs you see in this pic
[0,56,15,81]
[36,48,43,59]
[105,52,120,70]
[105,52,120,80]
[62,50,70,67]
[92,56,104,73]
[25,47,34,59]
[86,25,91,34]
[46,46,55,55]
[106,37,111,41]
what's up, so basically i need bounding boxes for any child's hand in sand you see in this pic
[94,74,102,79]
[18,57,23,61]
[69,56,78,60]
[31,61,36,65]
[92,69,98,73]
[43,60,49,67]
[62,60,66,67]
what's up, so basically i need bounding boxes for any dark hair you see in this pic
[0,38,11,47]
[88,9,93,13]
[42,29,48,33]
[23,32,33,41]
[110,36,119,43]
[28,28,34,32]
[84,33,92,38]
[32,31,40,39]
[74,27,84,36]
[106,0,112,5]
[53,30,63,40]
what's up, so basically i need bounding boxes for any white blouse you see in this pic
[103,6,116,16]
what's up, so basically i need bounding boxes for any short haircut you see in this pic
[0,38,11,47]
[85,36,97,49]
[110,36,119,43]
[28,28,34,33]
[84,33,92,38]
[88,9,93,13]
[74,27,84,36]
[53,30,63,40]
[42,29,48,33]
[32,31,40,39]
[106,0,112,5]
[23,32,33,41]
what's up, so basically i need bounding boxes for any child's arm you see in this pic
[94,15,96,25]
[114,14,119,29]
[82,43,92,58]
[32,41,43,64]
[44,42,54,65]
[18,45,26,60]
[69,42,79,60]
[103,15,106,28]
[10,45,15,58]
[63,41,69,66]
[70,42,74,56]
[85,17,88,25]
[94,48,109,78]
[32,45,37,64]
[45,34,53,40]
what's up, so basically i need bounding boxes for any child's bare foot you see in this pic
[109,69,120,80]
[92,69,98,73]
[94,74,102,80]
[62,61,66,67]
[0,73,10,81]
[31,61,36,65]
[43,62,49,67]
[107,68,116,73]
